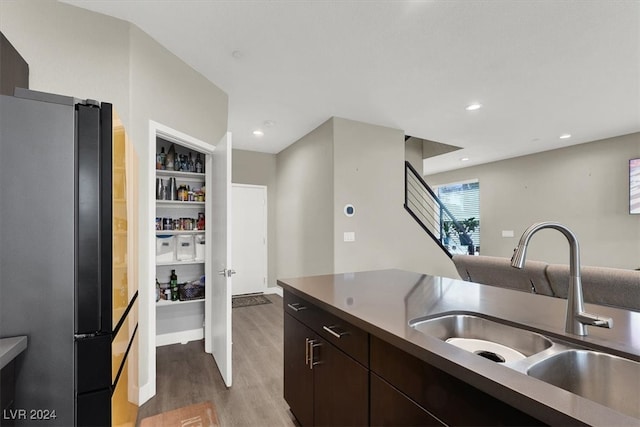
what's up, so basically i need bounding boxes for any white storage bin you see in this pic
[176,234,195,261]
[156,235,175,263]
[195,234,205,261]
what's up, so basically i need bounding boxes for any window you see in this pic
[436,180,480,254]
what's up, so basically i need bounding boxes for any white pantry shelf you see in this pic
[156,200,205,207]
[156,260,204,267]
[155,230,205,235]
[155,169,205,181]
[156,298,204,307]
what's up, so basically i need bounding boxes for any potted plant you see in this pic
[442,220,453,245]
[456,217,479,254]
[460,217,479,234]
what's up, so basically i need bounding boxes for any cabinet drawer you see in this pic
[370,336,543,426]
[314,306,369,367]
[284,291,320,326]
[284,291,369,367]
[370,372,445,427]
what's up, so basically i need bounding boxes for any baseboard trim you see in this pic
[156,328,204,347]
[264,285,283,297]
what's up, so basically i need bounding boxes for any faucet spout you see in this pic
[511,222,613,336]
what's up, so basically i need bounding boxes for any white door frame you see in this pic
[232,183,268,296]
[140,121,213,404]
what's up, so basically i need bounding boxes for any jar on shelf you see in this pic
[156,147,166,170]
[177,185,188,201]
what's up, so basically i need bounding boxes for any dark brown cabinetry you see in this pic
[283,313,314,426]
[370,336,543,426]
[283,290,544,426]
[0,32,29,96]
[283,292,368,426]
[370,372,445,427]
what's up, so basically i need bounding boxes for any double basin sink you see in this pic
[409,313,640,419]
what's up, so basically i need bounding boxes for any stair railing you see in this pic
[404,161,473,259]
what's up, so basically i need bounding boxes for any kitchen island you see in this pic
[278,269,640,426]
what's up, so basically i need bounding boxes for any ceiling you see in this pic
[63,0,639,174]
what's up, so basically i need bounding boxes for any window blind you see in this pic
[436,181,480,249]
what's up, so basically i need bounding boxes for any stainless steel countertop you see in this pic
[278,269,640,426]
[0,335,27,369]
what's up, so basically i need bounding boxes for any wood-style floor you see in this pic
[137,294,298,426]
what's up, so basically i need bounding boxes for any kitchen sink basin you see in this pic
[410,313,553,360]
[527,350,640,419]
[410,313,640,419]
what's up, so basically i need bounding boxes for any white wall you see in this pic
[276,119,335,279]
[332,118,458,278]
[276,117,459,281]
[0,0,131,128]
[426,132,640,270]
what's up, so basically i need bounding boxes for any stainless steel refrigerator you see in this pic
[0,88,113,426]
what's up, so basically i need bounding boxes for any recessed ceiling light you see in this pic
[263,120,275,127]
[253,130,264,137]
[232,50,242,59]
[460,157,470,162]
[559,133,572,139]
[465,103,482,111]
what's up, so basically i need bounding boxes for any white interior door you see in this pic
[209,131,232,387]
[232,185,267,296]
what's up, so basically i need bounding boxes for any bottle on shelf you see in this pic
[166,144,176,171]
[195,153,203,174]
[156,147,166,170]
[188,152,195,172]
[170,269,178,301]
[197,212,205,230]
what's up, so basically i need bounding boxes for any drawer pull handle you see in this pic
[304,338,310,365]
[323,325,348,339]
[287,303,307,312]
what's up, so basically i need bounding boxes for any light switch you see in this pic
[502,230,515,238]
[344,231,355,242]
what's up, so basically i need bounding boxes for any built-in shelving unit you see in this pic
[155,138,208,345]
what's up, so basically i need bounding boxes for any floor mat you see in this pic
[232,293,272,308]
[139,401,219,427]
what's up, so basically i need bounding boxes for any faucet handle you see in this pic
[576,312,613,329]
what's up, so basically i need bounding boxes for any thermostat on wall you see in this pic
[344,204,355,217]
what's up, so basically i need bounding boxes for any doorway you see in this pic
[142,122,234,402]
[232,184,267,296]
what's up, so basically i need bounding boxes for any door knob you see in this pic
[218,269,236,278]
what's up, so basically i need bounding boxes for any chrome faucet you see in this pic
[511,221,613,336]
